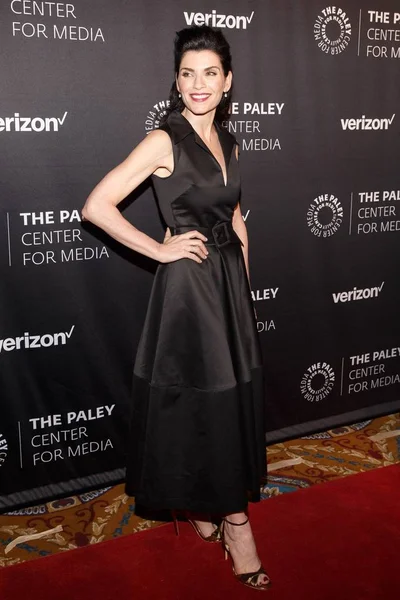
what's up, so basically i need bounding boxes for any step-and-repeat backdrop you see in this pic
[1,0,399,510]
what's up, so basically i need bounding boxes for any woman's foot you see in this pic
[185,511,221,542]
[222,513,270,587]
[191,519,219,538]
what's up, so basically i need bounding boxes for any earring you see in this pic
[224,92,228,98]
[178,93,182,98]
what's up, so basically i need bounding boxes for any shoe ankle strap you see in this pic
[223,516,249,526]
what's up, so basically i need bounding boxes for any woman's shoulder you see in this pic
[146,127,171,141]
[157,110,193,145]
[146,118,178,150]
[134,128,173,168]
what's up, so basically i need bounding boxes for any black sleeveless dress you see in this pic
[124,110,267,515]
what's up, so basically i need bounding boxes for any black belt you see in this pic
[169,221,242,248]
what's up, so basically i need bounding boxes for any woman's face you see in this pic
[176,49,232,116]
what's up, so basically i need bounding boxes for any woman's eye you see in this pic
[207,71,217,76]
[182,72,191,77]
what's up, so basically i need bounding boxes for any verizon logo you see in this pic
[341,114,395,131]
[0,111,68,132]
[0,325,75,352]
[332,282,384,303]
[184,10,254,29]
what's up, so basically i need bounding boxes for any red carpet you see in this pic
[1,464,399,600]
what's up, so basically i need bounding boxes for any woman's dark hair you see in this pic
[159,25,233,126]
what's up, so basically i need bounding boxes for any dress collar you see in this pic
[165,110,193,143]
[166,110,236,176]
[166,110,234,148]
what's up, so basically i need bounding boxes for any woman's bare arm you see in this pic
[231,145,250,281]
[82,130,208,264]
[231,145,257,319]
[232,203,250,278]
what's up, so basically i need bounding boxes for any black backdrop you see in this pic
[1,0,400,510]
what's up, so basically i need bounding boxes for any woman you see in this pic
[82,25,270,591]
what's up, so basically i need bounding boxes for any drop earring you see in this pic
[178,93,182,98]
[224,92,228,98]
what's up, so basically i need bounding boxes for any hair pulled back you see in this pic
[159,25,233,126]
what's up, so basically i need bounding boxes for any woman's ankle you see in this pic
[224,511,248,525]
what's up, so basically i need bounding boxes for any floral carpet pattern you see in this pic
[1,412,399,567]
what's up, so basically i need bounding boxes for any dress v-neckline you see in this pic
[179,112,229,187]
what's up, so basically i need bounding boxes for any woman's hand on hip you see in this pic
[157,230,209,264]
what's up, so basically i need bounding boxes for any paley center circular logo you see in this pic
[300,362,335,402]
[314,6,352,55]
[307,194,343,238]
[144,99,170,133]
[0,432,8,468]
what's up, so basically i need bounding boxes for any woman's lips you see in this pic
[190,93,211,102]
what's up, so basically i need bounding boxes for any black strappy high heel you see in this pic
[221,516,271,591]
[171,509,221,542]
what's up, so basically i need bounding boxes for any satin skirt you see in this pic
[124,234,267,514]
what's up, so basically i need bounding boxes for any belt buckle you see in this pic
[212,221,230,247]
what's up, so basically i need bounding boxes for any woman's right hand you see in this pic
[157,230,209,264]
